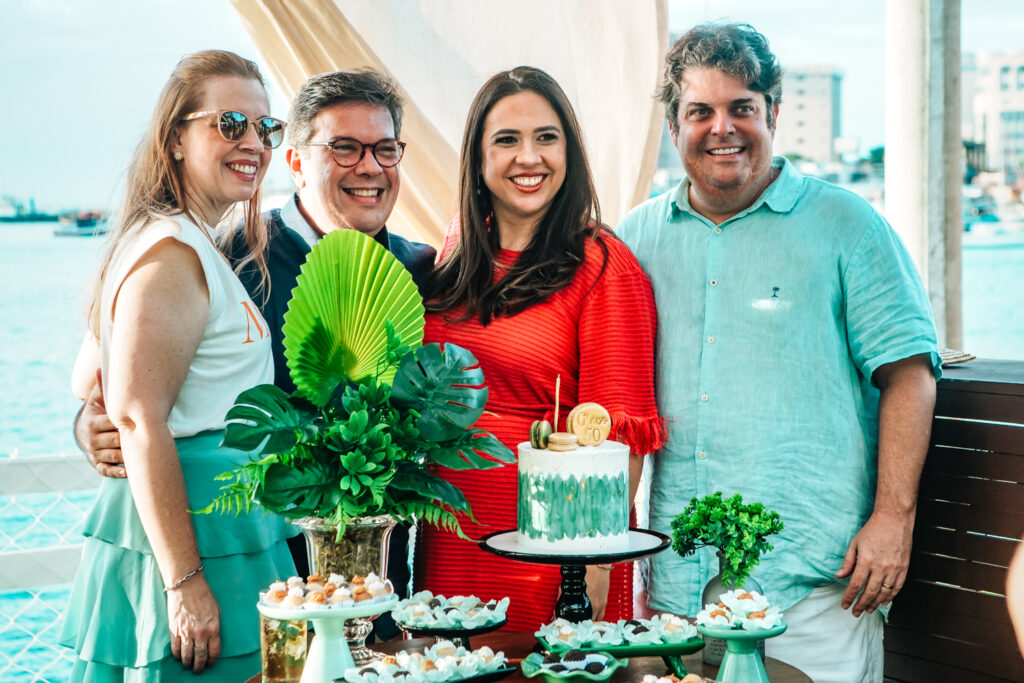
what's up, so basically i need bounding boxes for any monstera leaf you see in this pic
[391,343,490,441]
[426,428,515,470]
[257,462,329,516]
[222,384,318,454]
[282,229,425,406]
[389,461,473,515]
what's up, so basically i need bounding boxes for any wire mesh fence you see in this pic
[0,456,98,682]
[0,585,76,682]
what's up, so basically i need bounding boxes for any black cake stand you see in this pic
[479,528,670,622]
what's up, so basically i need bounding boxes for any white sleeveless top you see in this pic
[100,214,273,437]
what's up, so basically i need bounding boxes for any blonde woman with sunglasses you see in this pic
[60,50,296,680]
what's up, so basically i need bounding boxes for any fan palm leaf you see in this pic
[282,229,425,406]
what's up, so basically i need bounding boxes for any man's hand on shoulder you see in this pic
[74,371,125,478]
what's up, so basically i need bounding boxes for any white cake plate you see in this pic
[258,595,399,683]
[481,528,668,563]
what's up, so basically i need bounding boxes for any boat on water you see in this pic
[54,211,108,237]
[0,196,58,223]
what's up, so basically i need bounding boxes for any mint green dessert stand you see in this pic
[696,623,787,683]
[258,595,398,683]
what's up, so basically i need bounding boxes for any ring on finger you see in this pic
[195,645,208,656]
[881,582,894,590]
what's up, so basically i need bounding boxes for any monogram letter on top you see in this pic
[241,301,266,344]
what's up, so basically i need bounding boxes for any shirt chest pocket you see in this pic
[721,252,840,349]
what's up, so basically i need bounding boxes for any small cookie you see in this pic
[566,402,611,446]
[547,432,578,452]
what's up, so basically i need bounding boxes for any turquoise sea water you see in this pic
[0,224,104,459]
[0,221,1022,680]
[960,236,1024,360]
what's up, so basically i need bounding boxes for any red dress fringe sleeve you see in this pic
[577,239,666,454]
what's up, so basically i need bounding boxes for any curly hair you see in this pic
[660,23,783,132]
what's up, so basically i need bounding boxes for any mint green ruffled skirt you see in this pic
[60,431,298,681]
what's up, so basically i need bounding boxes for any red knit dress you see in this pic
[415,234,666,632]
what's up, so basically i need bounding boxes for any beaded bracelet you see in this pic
[164,564,205,592]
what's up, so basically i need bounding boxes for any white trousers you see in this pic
[765,583,884,683]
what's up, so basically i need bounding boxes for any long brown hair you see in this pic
[425,66,604,325]
[86,49,270,335]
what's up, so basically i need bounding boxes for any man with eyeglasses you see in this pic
[73,69,433,641]
[240,69,434,398]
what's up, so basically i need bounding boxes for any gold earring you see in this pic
[173,151,184,162]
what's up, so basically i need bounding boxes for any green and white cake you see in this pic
[516,439,630,553]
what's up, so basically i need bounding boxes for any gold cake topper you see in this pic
[529,375,612,450]
[566,402,612,447]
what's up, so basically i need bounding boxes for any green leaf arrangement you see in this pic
[670,491,784,587]
[201,229,515,539]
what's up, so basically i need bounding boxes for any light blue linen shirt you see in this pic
[617,157,941,615]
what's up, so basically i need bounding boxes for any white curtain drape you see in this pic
[230,0,668,246]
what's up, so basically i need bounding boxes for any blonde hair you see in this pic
[87,49,270,335]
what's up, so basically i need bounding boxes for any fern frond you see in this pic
[390,500,474,541]
[194,484,254,516]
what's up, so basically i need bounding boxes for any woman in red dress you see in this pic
[416,67,666,632]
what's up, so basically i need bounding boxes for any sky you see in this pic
[1,0,1023,212]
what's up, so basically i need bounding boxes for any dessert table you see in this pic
[246,631,812,682]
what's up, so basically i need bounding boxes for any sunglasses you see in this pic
[182,110,286,149]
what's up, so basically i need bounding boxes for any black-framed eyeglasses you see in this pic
[304,137,406,168]
[182,110,286,149]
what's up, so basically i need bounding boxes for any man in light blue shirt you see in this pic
[617,23,940,682]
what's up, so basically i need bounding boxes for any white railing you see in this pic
[0,454,100,681]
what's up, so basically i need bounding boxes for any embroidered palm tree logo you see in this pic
[771,287,781,298]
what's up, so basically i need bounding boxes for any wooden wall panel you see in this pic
[885,630,1023,681]
[927,445,1024,482]
[883,359,1024,682]
[895,580,1011,621]
[912,526,1019,567]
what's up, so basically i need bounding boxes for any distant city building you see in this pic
[961,53,978,142]
[968,51,1024,182]
[774,67,842,163]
